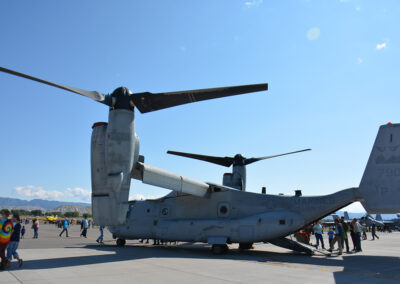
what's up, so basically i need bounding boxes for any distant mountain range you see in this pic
[0,197,90,211]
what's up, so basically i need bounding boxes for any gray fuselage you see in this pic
[109,186,361,244]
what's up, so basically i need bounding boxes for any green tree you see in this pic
[30,210,43,216]
[47,211,63,217]
[10,209,30,216]
[64,211,79,218]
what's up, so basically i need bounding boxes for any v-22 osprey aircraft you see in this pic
[1,66,399,255]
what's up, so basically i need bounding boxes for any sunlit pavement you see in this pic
[2,224,400,283]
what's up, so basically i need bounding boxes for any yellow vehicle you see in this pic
[45,215,58,223]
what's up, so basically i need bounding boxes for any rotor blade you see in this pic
[167,150,234,167]
[132,83,268,113]
[244,148,311,165]
[0,66,109,105]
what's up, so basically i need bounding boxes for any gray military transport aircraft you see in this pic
[1,66,400,255]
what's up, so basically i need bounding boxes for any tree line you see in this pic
[3,209,92,218]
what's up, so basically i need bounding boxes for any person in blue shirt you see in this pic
[59,218,69,238]
[328,227,334,248]
[21,226,25,239]
[96,226,105,244]
[80,216,89,238]
[313,220,325,249]
[6,214,22,268]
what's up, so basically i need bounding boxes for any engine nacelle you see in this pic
[91,109,136,226]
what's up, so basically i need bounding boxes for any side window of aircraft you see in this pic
[218,203,230,218]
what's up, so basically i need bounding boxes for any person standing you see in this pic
[80,216,89,238]
[21,226,26,239]
[362,223,367,240]
[328,227,334,248]
[96,226,104,244]
[371,221,379,240]
[32,219,39,239]
[6,215,23,268]
[0,209,13,270]
[59,219,69,238]
[340,217,350,253]
[313,220,325,249]
[329,219,343,255]
[351,218,362,252]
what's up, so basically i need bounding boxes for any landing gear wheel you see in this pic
[211,244,228,254]
[116,238,126,247]
[239,242,254,250]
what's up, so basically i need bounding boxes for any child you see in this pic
[7,214,23,268]
[21,226,26,239]
[96,226,104,244]
[328,226,334,248]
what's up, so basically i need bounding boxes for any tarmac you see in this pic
[2,224,400,284]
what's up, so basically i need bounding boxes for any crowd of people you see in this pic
[309,217,380,255]
[0,209,105,270]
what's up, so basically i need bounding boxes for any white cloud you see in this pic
[376,42,387,50]
[244,0,263,7]
[65,187,91,201]
[13,185,91,202]
[357,57,363,64]
[306,27,320,40]
[355,6,361,11]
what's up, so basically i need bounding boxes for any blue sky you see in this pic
[0,0,399,213]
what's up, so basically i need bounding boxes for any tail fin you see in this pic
[375,214,383,221]
[344,211,350,220]
[359,123,400,213]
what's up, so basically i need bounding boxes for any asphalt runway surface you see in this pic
[2,224,400,283]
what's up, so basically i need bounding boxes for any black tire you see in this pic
[211,244,228,254]
[239,243,253,250]
[116,238,126,247]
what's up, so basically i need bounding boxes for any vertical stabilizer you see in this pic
[359,123,400,213]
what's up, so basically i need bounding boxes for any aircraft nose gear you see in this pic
[116,238,126,247]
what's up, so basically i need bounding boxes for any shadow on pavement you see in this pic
[15,243,400,283]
